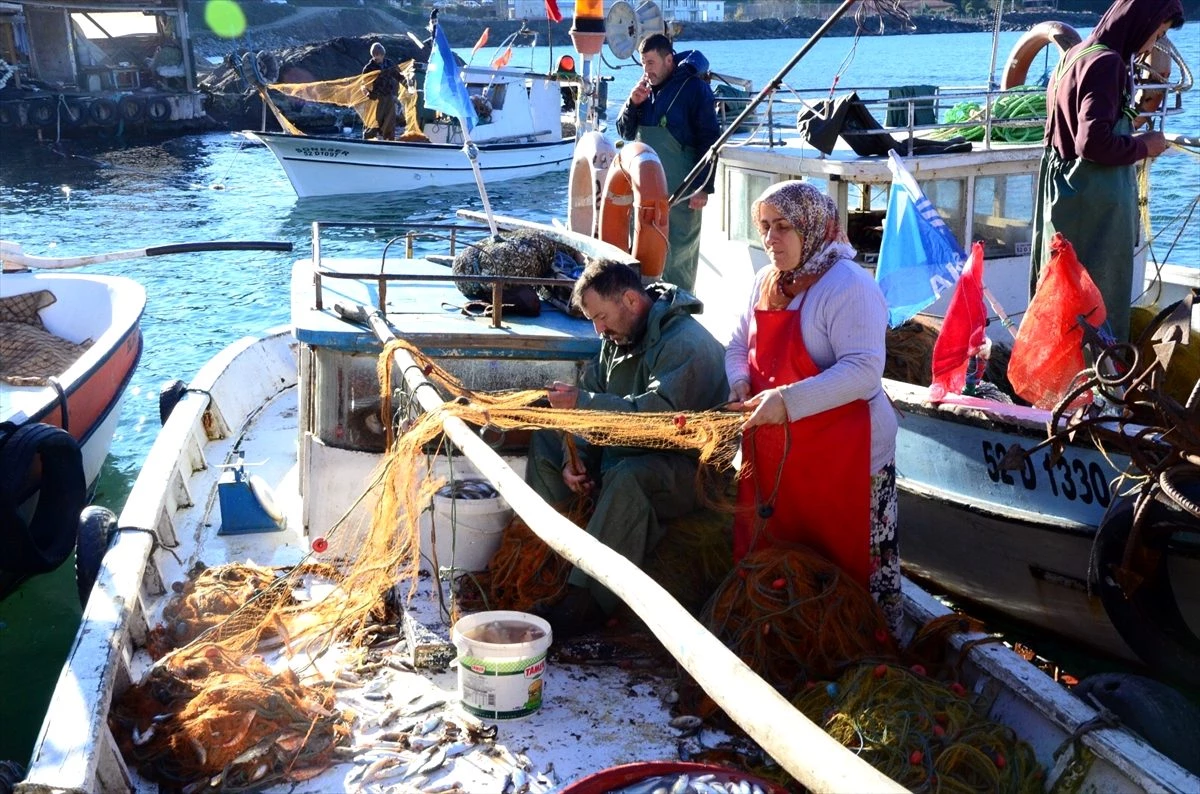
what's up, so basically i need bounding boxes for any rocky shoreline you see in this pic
[191,8,1102,63]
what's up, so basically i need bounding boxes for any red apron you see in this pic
[733,297,872,587]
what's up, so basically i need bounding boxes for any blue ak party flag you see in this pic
[426,24,477,132]
[875,150,966,327]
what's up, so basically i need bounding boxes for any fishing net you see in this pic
[701,548,899,697]
[106,285,1032,790]
[793,663,1043,792]
[261,64,425,140]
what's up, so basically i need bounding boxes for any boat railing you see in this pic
[308,221,578,328]
[736,80,1188,154]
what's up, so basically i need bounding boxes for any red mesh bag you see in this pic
[1009,233,1107,409]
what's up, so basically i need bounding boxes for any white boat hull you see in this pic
[249,132,576,197]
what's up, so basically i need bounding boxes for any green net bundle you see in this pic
[794,663,1044,793]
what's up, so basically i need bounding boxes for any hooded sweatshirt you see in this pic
[1047,0,1184,166]
[576,283,728,415]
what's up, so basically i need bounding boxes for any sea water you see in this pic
[1,25,1197,767]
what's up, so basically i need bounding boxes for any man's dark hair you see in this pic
[1168,13,1184,29]
[639,33,673,59]
[571,259,642,309]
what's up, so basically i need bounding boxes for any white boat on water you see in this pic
[14,215,1199,794]
[0,251,145,601]
[676,15,1200,685]
[248,63,580,198]
[0,239,292,602]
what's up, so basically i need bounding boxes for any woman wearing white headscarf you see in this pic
[726,180,901,635]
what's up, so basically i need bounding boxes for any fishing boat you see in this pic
[247,61,582,198]
[631,7,1200,683]
[0,239,292,603]
[0,255,144,601]
[14,215,1199,794]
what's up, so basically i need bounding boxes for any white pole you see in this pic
[458,125,499,239]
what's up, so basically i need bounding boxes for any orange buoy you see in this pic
[1000,21,1081,91]
[598,142,670,282]
[567,131,617,238]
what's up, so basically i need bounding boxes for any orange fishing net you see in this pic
[260,64,425,140]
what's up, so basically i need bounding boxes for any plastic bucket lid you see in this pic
[559,761,787,793]
[451,611,552,721]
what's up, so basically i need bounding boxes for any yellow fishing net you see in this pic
[259,61,425,140]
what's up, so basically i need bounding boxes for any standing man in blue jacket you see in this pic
[617,34,721,292]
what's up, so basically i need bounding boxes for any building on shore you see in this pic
[0,0,212,139]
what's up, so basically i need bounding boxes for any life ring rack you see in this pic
[999,21,1082,91]
[1091,471,1200,687]
[596,141,671,282]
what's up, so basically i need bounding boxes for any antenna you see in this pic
[605,1,666,61]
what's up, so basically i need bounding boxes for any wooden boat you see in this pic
[0,262,144,600]
[673,21,1200,683]
[15,217,1199,793]
[248,65,579,198]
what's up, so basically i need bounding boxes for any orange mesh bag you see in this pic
[1009,233,1107,409]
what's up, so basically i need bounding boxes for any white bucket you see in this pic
[418,481,512,574]
[451,611,552,720]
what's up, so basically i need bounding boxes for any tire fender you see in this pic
[159,379,188,426]
[75,505,117,606]
[0,423,86,574]
[1091,490,1200,687]
[88,97,119,126]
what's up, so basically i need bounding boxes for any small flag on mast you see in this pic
[425,23,478,132]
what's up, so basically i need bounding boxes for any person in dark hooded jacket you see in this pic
[1030,0,1183,342]
[525,260,729,638]
[616,34,721,293]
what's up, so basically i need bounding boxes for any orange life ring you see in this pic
[598,142,670,282]
[1000,21,1082,91]
[567,131,616,238]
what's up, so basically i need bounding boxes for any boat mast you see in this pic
[668,0,865,205]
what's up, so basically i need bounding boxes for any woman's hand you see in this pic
[739,388,789,429]
[727,379,751,405]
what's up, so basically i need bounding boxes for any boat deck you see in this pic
[126,379,735,794]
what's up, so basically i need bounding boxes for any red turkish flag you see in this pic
[930,241,986,401]
[545,0,563,23]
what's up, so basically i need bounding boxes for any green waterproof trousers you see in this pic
[525,430,702,613]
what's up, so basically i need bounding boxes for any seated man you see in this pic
[526,260,728,638]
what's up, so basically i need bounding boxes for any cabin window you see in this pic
[973,174,1034,259]
[918,178,967,246]
[846,183,888,262]
[726,168,775,244]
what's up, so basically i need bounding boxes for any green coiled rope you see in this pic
[931,86,1047,143]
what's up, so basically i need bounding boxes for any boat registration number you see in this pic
[295,146,349,159]
[980,440,1111,508]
